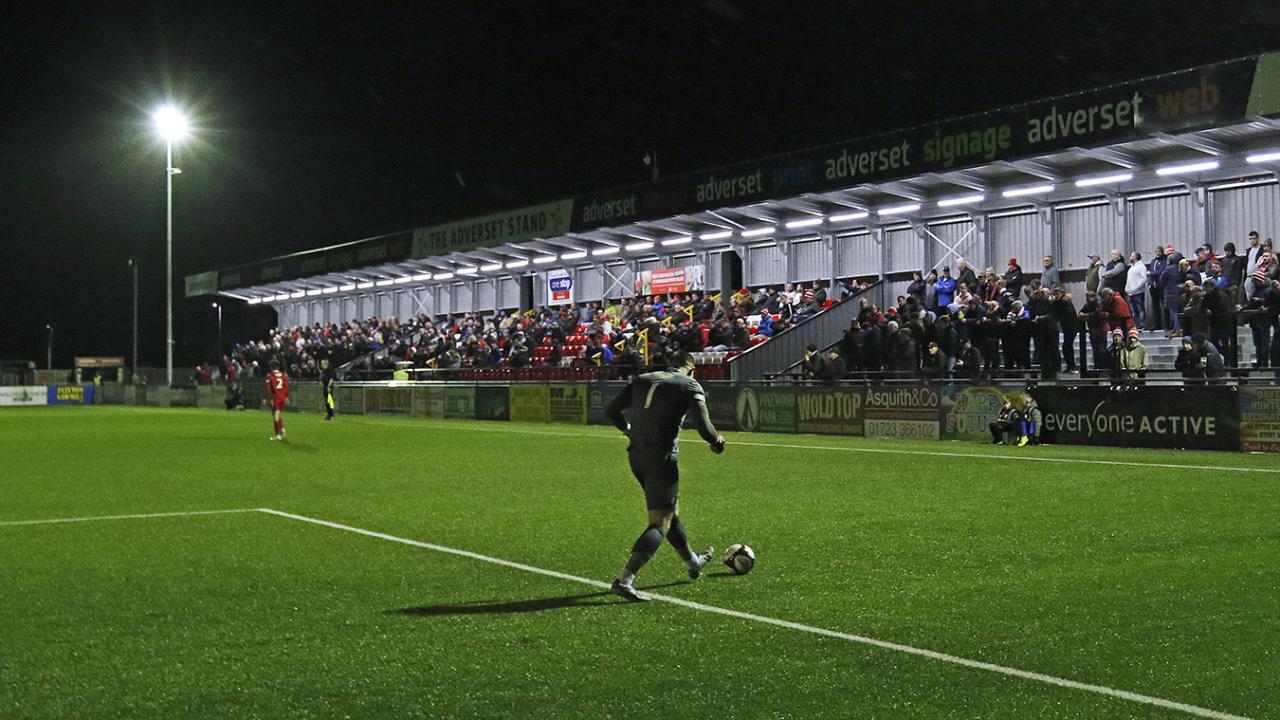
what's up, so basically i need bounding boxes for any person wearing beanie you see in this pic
[1120,327,1148,380]
[1003,258,1025,299]
[1219,242,1244,294]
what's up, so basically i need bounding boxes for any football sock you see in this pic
[667,516,695,565]
[619,525,665,582]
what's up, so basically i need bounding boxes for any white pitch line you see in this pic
[258,507,1251,720]
[0,508,260,527]
[353,418,1280,475]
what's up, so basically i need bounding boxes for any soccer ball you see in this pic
[723,543,756,575]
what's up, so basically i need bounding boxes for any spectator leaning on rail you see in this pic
[1098,288,1133,334]
[1189,332,1225,379]
[1125,251,1148,330]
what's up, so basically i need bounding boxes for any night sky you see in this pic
[4,1,1280,369]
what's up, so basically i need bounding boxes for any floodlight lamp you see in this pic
[152,106,189,142]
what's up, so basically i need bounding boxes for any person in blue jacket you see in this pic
[934,266,957,315]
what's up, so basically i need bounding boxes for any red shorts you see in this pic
[271,396,287,412]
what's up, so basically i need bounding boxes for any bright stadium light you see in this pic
[1075,172,1133,187]
[532,254,557,264]
[741,226,774,237]
[560,251,588,261]
[480,263,503,272]
[593,246,620,256]
[1246,150,1280,163]
[878,203,921,216]
[434,272,455,281]
[784,216,823,229]
[937,193,985,207]
[828,210,869,223]
[273,293,290,301]
[1155,159,1220,176]
[697,231,729,241]
[411,273,432,281]
[289,291,306,298]
[306,289,322,296]
[151,104,190,387]
[457,266,480,275]
[624,241,655,252]
[322,286,339,294]
[356,282,374,290]
[375,279,394,287]
[663,236,695,246]
[339,284,357,292]
[1002,183,1055,198]
[247,297,262,305]
[152,106,189,143]
[506,259,530,269]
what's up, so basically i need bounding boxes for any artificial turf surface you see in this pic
[1,405,1277,719]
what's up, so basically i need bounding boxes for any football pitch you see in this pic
[2,407,1278,719]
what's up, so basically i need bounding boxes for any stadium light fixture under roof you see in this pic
[506,259,529,269]
[592,246,620,256]
[664,235,696,246]
[457,266,480,275]
[827,210,869,223]
[784,216,823,229]
[560,250,588,261]
[878,202,921,216]
[1002,183,1055,198]
[1155,160,1220,176]
[356,282,374,290]
[1246,150,1280,163]
[434,272,455,281]
[339,284,357,292]
[1075,172,1133,187]
[937,193,985,207]
[624,241,655,252]
[696,231,729,242]
[480,263,503,272]
[741,226,774,237]
[532,254,557,264]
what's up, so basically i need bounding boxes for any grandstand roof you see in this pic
[192,52,1280,303]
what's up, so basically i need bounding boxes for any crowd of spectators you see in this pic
[213,280,860,381]
[803,233,1280,382]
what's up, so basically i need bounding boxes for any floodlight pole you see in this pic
[165,139,174,387]
[212,301,222,358]
[129,257,138,382]
[45,324,53,371]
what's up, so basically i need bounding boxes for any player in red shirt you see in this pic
[264,360,289,440]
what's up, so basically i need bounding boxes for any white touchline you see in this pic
[354,418,1280,475]
[0,508,260,527]
[258,507,1251,720]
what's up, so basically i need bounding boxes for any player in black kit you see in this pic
[603,351,725,602]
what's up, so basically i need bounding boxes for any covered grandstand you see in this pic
[189,53,1280,380]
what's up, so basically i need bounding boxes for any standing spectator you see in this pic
[1029,287,1060,379]
[906,271,926,306]
[934,267,956,315]
[1147,245,1168,331]
[1246,243,1277,301]
[1039,255,1060,291]
[1053,289,1080,372]
[1219,242,1244,298]
[811,280,828,307]
[1161,249,1189,337]
[1079,290,1109,370]
[955,258,979,295]
[1085,254,1102,293]
[923,269,939,311]
[1243,230,1265,303]
[1125,251,1148,330]
[1247,278,1280,367]
[1003,258,1024,299]
[1102,250,1127,294]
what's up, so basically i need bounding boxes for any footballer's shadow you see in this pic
[387,581,691,616]
[278,441,318,454]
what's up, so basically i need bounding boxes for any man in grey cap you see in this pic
[1085,254,1102,293]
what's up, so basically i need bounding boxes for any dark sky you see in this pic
[4,1,1280,369]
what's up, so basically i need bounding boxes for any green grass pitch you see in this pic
[2,406,1277,719]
